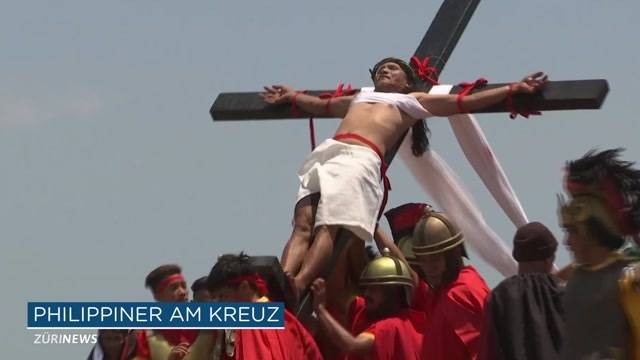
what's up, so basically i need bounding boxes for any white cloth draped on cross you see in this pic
[399,84,527,276]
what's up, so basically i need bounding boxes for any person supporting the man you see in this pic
[206,252,323,360]
[378,202,433,280]
[311,249,424,360]
[410,209,489,360]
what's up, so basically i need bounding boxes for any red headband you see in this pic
[226,274,268,296]
[155,274,185,293]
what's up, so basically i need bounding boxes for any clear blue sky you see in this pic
[2,0,639,357]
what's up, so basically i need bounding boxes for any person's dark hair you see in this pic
[369,57,418,89]
[145,264,181,292]
[190,276,209,293]
[370,57,430,156]
[207,252,259,293]
[411,120,430,156]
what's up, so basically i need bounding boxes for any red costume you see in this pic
[231,307,322,360]
[346,296,424,360]
[415,266,489,360]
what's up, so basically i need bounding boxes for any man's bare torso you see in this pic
[335,100,419,155]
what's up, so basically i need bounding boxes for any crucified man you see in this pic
[260,57,547,302]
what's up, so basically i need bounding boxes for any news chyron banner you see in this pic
[27,302,284,329]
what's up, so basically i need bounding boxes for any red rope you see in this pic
[456,78,488,114]
[506,83,542,119]
[319,83,355,113]
[297,83,356,151]
[410,56,440,85]
[290,90,307,118]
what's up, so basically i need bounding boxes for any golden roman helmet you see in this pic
[359,248,414,289]
[412,210,464,256]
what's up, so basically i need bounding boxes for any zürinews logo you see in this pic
[27,302,284,329]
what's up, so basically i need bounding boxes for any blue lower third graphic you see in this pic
[27,302,284,329]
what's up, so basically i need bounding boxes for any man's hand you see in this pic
[310,278,327,311]
[260,85,296,104]
[167,342,190,360]
[513,72,548,94]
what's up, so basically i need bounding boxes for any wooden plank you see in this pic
[412,0,481,88]
[210,80,609,121]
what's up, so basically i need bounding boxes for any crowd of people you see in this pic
[89,57,640,359]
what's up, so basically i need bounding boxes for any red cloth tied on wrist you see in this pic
[456,78,488,113]
[320,83,356,116]
[290,90,316,150]
[290,90,307,118]
[299,83,355,151]
[506,83,542,119]
[226,274,269,296]
[410,56,440,85]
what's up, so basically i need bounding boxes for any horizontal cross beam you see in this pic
[210,79,609,121]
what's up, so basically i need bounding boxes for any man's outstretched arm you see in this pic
[414,72,548,116]
[260,85,354,118]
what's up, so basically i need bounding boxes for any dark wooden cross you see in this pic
[209,0,608,317]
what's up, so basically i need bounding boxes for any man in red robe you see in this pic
[310,249,424,360]
[411,209,489,360]
[378,202,433,280]
[135,264,206,360]
[206,252,323,360]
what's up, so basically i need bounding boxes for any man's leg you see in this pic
[291,224,339,300]
[281,194,319,276]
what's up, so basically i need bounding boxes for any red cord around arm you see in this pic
[456,78,488,114]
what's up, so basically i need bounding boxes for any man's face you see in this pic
[416,253,446,287]
[373,61,411,93]
[363,285,392,319]
[563,224,592,264]
[154,277,188,302]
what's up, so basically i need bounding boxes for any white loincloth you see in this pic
[296,138,383,241]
